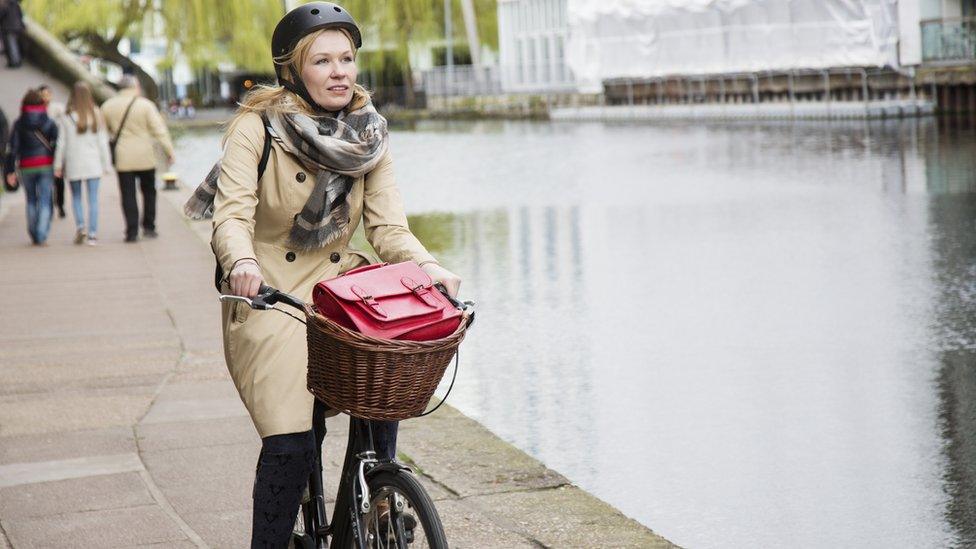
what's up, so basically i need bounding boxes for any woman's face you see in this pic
[301,30,358,112]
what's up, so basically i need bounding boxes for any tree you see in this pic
[25,0,283,100]
[338,0,497,106]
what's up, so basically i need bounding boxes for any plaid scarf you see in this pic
[184,101,388,250]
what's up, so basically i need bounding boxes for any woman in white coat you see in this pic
[54,81,113,245]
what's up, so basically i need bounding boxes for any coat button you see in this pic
[330,252,341,263]
[286,251,296,262]
[296,172,306,182]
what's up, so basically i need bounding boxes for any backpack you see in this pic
[213,114,272,291]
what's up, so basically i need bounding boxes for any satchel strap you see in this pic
[401,277,440,308]
[351,285,388,318]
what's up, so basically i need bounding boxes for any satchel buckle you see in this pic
[351,285,388,318]
[401,277,440,308]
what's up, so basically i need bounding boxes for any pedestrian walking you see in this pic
[38,84,68,219]
[102,75,175,242]
[4,89,58,245]
[0,0,25,68]
[54,82,112,246]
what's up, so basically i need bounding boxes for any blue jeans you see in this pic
[21,170,54,244]
[70,178,100,236]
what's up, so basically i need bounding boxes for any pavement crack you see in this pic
[453,481,573,501]
[396,452,461,498]
[127,244,207,548]
[0,520,12,549]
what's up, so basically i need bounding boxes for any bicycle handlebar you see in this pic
[219,283,475,328]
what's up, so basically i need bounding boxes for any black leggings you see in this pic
[250,401,399,548]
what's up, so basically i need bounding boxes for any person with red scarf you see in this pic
[5,89,58,245]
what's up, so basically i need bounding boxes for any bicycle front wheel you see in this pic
[362,470,448,549]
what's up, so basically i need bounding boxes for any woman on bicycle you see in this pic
[184,3,461,546]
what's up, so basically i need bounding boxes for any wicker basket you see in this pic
[304,305,469,421]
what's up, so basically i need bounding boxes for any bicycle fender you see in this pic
[365,462,414,480]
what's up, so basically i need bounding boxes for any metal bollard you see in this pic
[162,172,179,191]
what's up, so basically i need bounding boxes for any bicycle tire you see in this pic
[362,469,448,549]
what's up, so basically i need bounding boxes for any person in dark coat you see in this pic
[0,106,9,197]
[0,0,25,68]
[5,89,58,245]
[0,106,9,162]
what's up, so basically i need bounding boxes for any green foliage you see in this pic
[312,0,498,85]
[26,0,498,85]
[25,0,282,73]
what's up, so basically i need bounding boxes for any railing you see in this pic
[921,16,976,63]
[421,63,577,96]
[421,65,503,97]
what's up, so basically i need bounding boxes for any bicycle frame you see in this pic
[298,407,410,549]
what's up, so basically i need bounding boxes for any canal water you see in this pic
[174,117,976,549]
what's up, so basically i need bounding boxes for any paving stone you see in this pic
[181,509,251,549]
[466,485,678,548]
[0,453,143,489]
[140,443,259,514]
[141,396,248,425]
[136,416,257,453]
[434,499,539,548]
[0,391,153,437]
[0,472,153,519]
[0,427,136,465]
[2,505,189,548]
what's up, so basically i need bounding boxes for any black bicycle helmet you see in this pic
[271,2,362,112]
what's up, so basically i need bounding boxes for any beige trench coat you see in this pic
[213,109,436,438]
[102,89,175,172]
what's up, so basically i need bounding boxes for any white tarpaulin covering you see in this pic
[566,0,900,92]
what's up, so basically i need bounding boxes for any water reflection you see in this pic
[394,117,976,548]
[927,130,976,546]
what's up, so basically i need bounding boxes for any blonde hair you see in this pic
[67,81,101,133]
[231,27,368,129]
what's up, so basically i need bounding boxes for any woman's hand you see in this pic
[229,259,264,298]
[421,262,461,298]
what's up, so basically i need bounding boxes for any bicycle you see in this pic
[220,284,474,548]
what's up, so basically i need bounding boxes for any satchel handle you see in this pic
[341,262,388,276]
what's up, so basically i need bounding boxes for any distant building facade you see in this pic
[496,0,576,93]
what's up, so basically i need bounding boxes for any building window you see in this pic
[517,38,525,84]
[527,38,536,83]
[540,36,550,83]
[556,34,565,83]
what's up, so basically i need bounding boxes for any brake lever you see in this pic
[433,283,476,328]
[218,294,272,310]
[434,283,464,309]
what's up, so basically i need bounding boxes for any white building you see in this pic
[497,0,976,95]
[497,0,576,93]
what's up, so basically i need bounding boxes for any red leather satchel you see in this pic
[312,262,462,341]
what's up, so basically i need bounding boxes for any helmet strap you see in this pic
[280,66,335,115]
